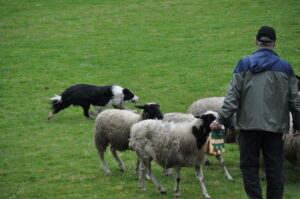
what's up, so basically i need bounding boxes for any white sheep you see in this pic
[129,111,220,199]
[94,103,163,174]
[163,112,233,180]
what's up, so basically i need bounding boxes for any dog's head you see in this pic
[123,88,139,103]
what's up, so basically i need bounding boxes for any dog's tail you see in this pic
[48,95,63,120]
[50,95,62,105]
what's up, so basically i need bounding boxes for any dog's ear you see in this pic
[123,88,132,95]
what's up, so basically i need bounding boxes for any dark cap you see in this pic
[256,26,276,42]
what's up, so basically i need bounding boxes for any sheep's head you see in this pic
[192,111,218,149]
[135,103,163,120]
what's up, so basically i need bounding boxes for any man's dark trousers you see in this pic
[239,130,284,199]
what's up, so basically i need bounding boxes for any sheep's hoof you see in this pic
[120,168,125,172]
[204,194,211,199]
[204,160,212,166]
[174,192,180,197]
[146,174,151,180]
[140,187,146,192]
[226,176,233,180]
[160,189,167,195]
[104,170,111,175]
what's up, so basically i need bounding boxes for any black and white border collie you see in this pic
[48,84,139,119]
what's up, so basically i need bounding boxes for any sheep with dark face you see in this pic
[163,112,233,180]
[129,111,219,199]
[187,97,237,166]
[94,103,163,174]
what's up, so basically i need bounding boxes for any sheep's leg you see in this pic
[135,156,151,180]
[98,151,111,174]
[216,154,233,180]
[148,164,166,194]
[110,146,125,172]
[173,167,181,197]
[135,157,140,175]
[138,158,147,191]
[195,165,211,199]
[141,158,166,194]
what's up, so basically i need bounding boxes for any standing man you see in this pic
[210,26,300,199]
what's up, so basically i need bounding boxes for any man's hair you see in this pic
[257,40,274,48]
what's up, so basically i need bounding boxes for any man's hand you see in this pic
[293,130,300,137]
[210,120,222,130]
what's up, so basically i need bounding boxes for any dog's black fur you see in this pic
[48,84,139,119]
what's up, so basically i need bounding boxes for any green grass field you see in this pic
[1,0,299,198]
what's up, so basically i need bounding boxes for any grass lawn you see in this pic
[1,0,299,198]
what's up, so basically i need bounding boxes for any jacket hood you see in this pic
[248,48,279,73]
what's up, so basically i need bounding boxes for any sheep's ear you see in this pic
[200,114,208,120]
[194,115,201,119]
[135,105,145,109]
[296,75,300,80]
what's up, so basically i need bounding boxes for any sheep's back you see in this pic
[96,109,140,151]
[187,97,224,115]
[130,120,202,168]
[163,113,196,123]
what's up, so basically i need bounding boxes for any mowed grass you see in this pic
[1,0,299,199]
